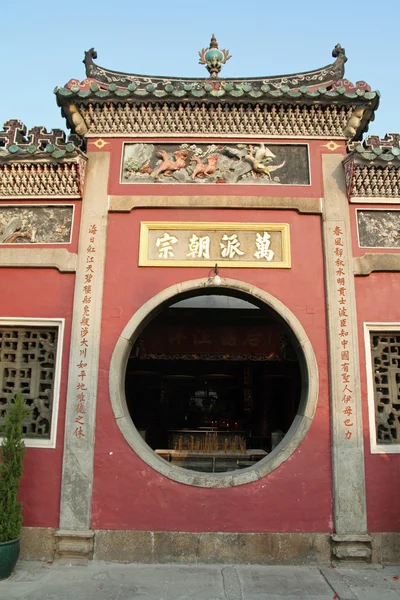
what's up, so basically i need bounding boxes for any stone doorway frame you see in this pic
[109,277,318,488]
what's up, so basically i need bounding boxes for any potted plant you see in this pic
[0,392,30,580]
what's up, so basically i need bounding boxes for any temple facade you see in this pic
[0,37,399,564]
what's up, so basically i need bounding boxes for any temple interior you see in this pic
[126,294,301,472]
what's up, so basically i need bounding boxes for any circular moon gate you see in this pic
[109,278,318,488]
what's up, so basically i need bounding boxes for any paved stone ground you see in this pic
[0,561,399,600]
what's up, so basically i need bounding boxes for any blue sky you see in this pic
[1,0,398,139]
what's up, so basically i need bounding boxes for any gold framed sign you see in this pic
[139,222,291,268]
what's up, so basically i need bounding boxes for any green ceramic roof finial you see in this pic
[198,34,232,78]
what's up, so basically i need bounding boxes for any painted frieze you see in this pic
[121,143,309,185]
[139,222,290,268]
[0,205,73,244]
[357,210,400,248]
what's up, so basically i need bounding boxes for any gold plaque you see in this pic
[139,222,291,268]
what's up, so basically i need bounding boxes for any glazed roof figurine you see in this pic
[198,34,232,78]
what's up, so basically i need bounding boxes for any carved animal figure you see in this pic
[152,150,189,179]
[246,143,285,179]
[191,154,219,179]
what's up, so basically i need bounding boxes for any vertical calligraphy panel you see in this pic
[59,152,110,534]
[322,154,368,540]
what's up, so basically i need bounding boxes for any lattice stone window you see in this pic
[0,320,63,447]
[368,329,400,448]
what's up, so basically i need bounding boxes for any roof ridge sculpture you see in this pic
[347,133,400,163]
[82,43,348,91]
[0,120,86,159]
[54,42,379,142]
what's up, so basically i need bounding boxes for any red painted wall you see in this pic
[0,268,74,527]
[355,274,400,532]
[0,196,80,526]
[349,202,400,532]
[92,206,333,533]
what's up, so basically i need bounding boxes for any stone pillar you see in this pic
[322,154,371,561]
[57,152,110,559]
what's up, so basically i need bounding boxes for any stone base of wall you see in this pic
[93,531,332,564]
[20,527,56,561]
[371,533,400,564]
[331,534,372,562]
[55,529,94,560]
[20,528,400,565]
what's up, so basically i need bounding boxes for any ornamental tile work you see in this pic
[0,120,87,198]
[347,164,400,199]
[0,161,85,198]
[0,120,85,156]
[0,326,58,439]
[348,133,400,163]
[0,205,73,244]
[78,101,353,138]
[344,134,400,199]
[357,210,400,248]
[370,332,400,444]
[122,142,309,185]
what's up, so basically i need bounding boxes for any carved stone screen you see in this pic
[357,210,400,248]
[370,332,400,444]
[0,326,58,439]
[121,142,310,185]
[0,205,73,244]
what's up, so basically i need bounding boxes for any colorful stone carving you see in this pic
[121,142,309,185]
[358,210,400,248]
[0,206,73,244]
[198,34,231,78]
[152,149,189,179]
[245,144,285,180]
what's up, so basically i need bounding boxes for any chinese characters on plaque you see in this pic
[333,225,353,442]
[139,223,290,268]
[73,223,98,440]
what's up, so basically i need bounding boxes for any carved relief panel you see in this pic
[357,210,400,248]
[121,142,310,185]
[0,205,73,244]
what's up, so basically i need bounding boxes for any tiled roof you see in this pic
[52,46,380,141]
[55,76,378,104]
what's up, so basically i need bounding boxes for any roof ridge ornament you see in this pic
[0,119,85,157]
[198,34,232,78]
[332,43,347,65]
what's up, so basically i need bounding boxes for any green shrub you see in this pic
[0,393,30,542]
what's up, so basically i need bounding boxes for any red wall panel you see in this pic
[355,273,400,532]
[0,268,74,527]
[92,207,333,533]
